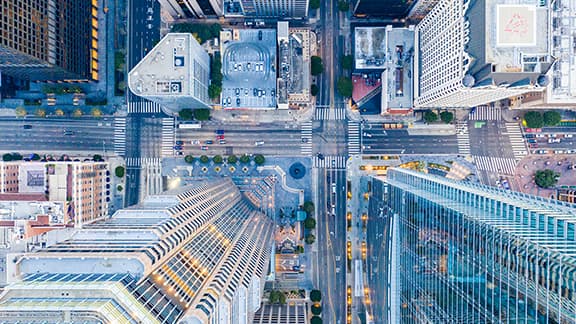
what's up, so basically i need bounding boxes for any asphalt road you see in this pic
[469,120,514,158]
[361,128,459,155]
[176,123,303,156]
[0,117,116,153]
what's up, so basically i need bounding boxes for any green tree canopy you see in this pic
[337,0,349,11]
[311,316,323,324]
[311,56,324,76]
[305,234,316,244]
[11,153,22,161]
[423,110,438,123]
[170,23,221,44]
[239,154,251,163]
[115,166,125,178]
[269,290,279,304]
[534,169,559,188]
[341,55,354,70]
[194,109,211,121]
[179,109,194,121]
[200,155,210,163]
[311,304,322,315]
[303,201,315,216]
[543,111,562,126]
[30,153,41,161]
[184,155,194,164]
[213,155,223,164]
[309,0,320,9]
[254,154,265,165]
[208,84,221,100]
[2,153,12,161]
[304,217,316,229]
[524,111,544,129]
[311,84,319,96]
[336,77,353,97]
[35,108,46,118]
[90,108,102,118]
[93,154,103,162]
[310,290,322,302]
[278,291,286,304]
[227,155,238,164]
[440,111,454,124]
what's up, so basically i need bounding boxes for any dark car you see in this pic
[236,98,241,106]
[205,140,213,145]
[175,140,184,145]
[216,129,225,135]
[23,125,32,129]
[173,145,183,150]
[258,30,263,41]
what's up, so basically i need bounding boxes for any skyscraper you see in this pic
[158,0,223,19]
[353,0,412,18]
[0,0,99,81]
[414,0,554,108]
[128,33,211,113]
[384,168,576,323]
[240,0,309,18]
[0,178,274,323]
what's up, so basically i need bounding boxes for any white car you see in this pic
[191,140,200,145]
[565,134,573,138]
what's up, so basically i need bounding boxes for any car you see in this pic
[201,146,209,150]
[258,30,263,40]
[527,139,537,143]
[247,63,251,70]
[216,129,225,135]
[525,134,535,138]
[302,138,309,143]
[255,141,264,146]
[216,135,224,140]
[63,130,74,135]
[176,151,183,156]
[316,153,324,160]
[146,15,153,21]
[175,140,183,145]
[238,63,242,70]
[536,134,546,138]
[245,89,249,96]
[226,97,231,105]
[191,140,200,145]
[235,88,240,96]
[363,132,372,137]
[219,140,226,144]
[554,150,564,154]
[147,7,153,14]
[529,143,538,148]
[271,89,275,97]
[23,125,32,129]
[236,98,241,105]
[262,89,266,96]
[205,140,213,145]
[537,150,547,154]
[173,145,183,150]
[331,160,336,167]
[565,134,574,138]
[548,138,561,143]
[146,24,153,29]
[253,88,258,96]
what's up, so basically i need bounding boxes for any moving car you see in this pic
[205,140,213,145]
[201,146,209,150]
[175,140,183,145]
[23,125,32,129]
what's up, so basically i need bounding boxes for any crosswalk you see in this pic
[456,123,470,155]
[113,117,126,156]
[469,105,501,120]
[301,122,313,155]
[161,117,176,156]
[128,100,162,114]
[504,123,528,160]
[347,121,360,155]
[313,155,347,169]
[473,156,518,175]
[126,157,162,168]
[314,107,347,120]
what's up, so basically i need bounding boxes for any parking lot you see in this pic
[221,29,277,109]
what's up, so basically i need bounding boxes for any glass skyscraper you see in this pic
[0,178,274,323]
[385,168,576,323]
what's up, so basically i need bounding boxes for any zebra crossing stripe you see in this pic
[113,117,127,156]
[456,123,470,154]
[469,105,502,121]
[301,122,313,154]
[347,121,360,154]
[314,107,346,120]
[313,156,347,169]
[473,156,517,175]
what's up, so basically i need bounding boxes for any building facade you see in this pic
[353,0,412,18]
[0,161,110,227]
[158,0,223,19]
[385,168,576,323]
[0,0,99,81]
[240,0,309,18]
[128,33,211,114]
[414,0,554,108]
[0,179,274,323]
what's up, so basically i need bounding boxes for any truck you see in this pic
[179,123,201,129]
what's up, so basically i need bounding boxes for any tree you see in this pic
[269,290,279,304]
[200,155,210,163]
[30,153,41,161]
[11,153,22,161]
[115,166,125,178]
[93,154,103,162]
[2,153,12,161]
[35,108,46,118]
[179,109,194,121]
[184,155,194,164]
[15,107,27,117]
[240,154,251,163]
[440,111,454,124]
[336,77,353,97]
[423,110,438,123]
[534,169,559,188]
[55,108,65,116]
[337,0,349,11]
[73,108,83,117]
[227,155,238,164]
[278,291,287,305]
[213,155,223,164]
[305,234,316,244]
[91,107,103,117]
[341,55,354,70]
[543,111,562,126]
[311,316,323,324]
[311,304,322,315]
[303,201,315,216]
[296,245,305,253]
[171,23,221,44]
[304,217,316,229]
[311,84,319,96]
[311,56,324,76]
[310,290,322,302]
[254,154,265,165]
[208,84,221,100]
[117,185,123,192]
[524,111,543,129]
[309,0,320,9]
[194,109,211,121]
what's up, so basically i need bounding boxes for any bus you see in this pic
[179,123,201,129]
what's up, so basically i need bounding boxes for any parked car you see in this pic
[173,145,183,150]
[527,139,537,143]
[255,141,264,146]
[536,134,547,138]
[191,140,200,145]
[548,138,561,143]
[363,132,372,137]
[565,134,574,138]
[216,129,225,135]
[219,140,226,144]
[23,125,32,129]
[201,146,209,150]
[175,140,183,145]
[216,135,225,140]
[205,140,213,145]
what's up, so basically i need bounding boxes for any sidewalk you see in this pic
[210,106,314,124]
